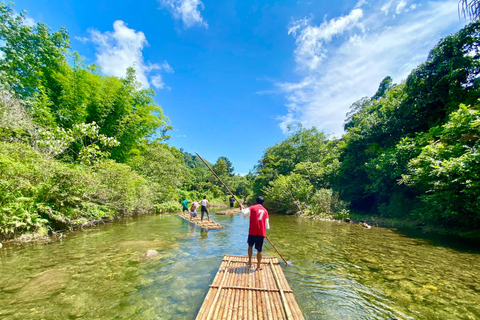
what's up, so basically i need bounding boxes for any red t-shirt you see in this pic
[248,204,269,237]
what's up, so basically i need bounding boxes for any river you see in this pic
[0,211,479,319]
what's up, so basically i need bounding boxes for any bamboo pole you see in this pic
[195,152,244,208]
[265,236,288,265]
[196,151,289,265]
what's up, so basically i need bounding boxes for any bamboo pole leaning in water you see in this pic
[195,151,289,265]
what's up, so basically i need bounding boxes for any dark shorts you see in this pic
[201,205,208,213]
[247,235,265,252]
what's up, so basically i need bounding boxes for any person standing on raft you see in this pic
[181,199,189,213]
[229,196,235,208]
[200,196,210,221]
[241,196,270,271]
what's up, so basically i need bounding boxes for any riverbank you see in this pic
[348,214,480,241]
[0,202,229,246]
[298,212,480,242]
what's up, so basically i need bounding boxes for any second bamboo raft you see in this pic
[216,208,241,215]
[177,212,225,230]
[196,255,304,320]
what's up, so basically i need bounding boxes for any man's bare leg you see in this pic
[257,251,263,270]
[248,246,253,267]
[201,212,204,221]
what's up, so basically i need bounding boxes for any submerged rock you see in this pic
[118,240,168,251]
[145,250,159,257]
[16,269,70,302]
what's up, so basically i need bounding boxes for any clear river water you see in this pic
[1,211,479,320]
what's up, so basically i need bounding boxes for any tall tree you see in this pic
[372,76,393,100]
[0,3,69,99]
[460,0,480,21]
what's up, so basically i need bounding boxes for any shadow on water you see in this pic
[390,226,480,254]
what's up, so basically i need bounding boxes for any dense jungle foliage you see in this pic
[253,22,480,229]
[1,3,479,239]
[0,3,252,239]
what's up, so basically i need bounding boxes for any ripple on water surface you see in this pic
[0,212,479,320]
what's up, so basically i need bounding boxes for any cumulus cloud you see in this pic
[159,0,208,28]
[88,20,172,89]
[276,0,465,135]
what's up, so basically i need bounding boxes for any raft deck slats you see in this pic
[196,255,304,320]
[177,212,225,230]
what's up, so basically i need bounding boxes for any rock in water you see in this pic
[360,222,372,229]
[15,270,70,301]
[145,250,158,257]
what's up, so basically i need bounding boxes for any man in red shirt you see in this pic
[241,196,270,270]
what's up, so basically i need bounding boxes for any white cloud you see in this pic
[381,1,392,15]
[161,60,174,73]
[74,36,90,43]
[151,74,165,89]
[396,0,408,14]
[276,0,465,135]
[88,20,171,89]
[159,0,208,28]
[289,8,363,70]
[23,16,35,27]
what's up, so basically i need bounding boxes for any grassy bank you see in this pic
[0,141,171,241]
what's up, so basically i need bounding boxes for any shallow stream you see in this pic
[1,211,479,319]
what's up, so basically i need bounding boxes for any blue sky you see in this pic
[13,0,466,173]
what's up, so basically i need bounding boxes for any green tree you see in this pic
[402,104,480,226]
[0,3,69,99]
[372,76,393,100]
[254,126,336,195]
[128,141,190,201]
[212,156,234,177]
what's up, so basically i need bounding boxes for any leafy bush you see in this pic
[154,201,180,213]
[0,141,160,238]
[263,174,313,213]
[402,104,480,226]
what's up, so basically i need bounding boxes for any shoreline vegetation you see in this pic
[299,213,480,242]
[1,3,480,246]
[0,3,250,243]
[4,208,479,248]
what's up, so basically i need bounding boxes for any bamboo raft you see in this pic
[196,255,304,320]
[216,208,241,215]
[177,212,225,230]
